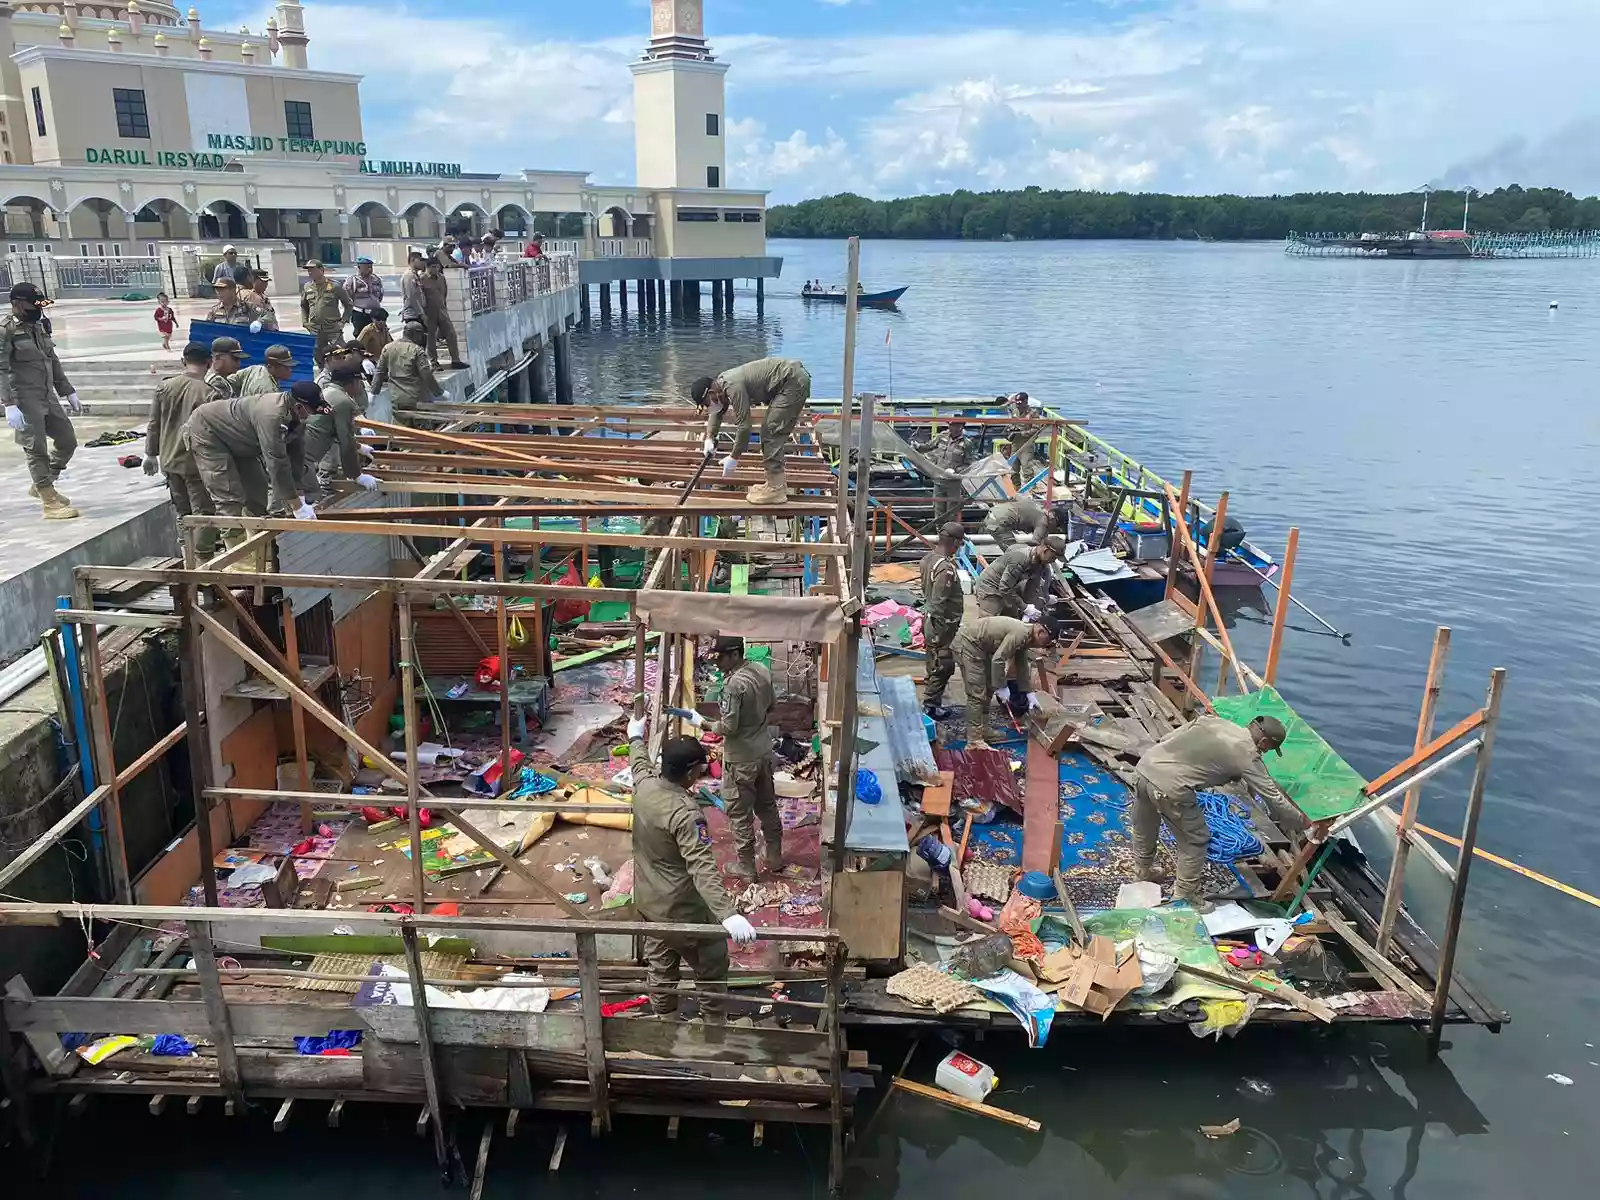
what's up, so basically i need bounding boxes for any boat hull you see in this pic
[803,287,908,308]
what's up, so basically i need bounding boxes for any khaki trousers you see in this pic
[644,931,729,1017]
[15,391,75,489]
[1131,776,1211,898]
[723,758,782,870]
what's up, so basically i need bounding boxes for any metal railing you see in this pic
[596,237,653,258]
[52,255,166,293]
[467,263,497,315]
[473,253,576,315]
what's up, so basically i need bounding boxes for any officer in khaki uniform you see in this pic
[233,344,297,397]
[205,276,261,329]
[1133,715,1295,912]
[690,357,812,504]
[185,380,318,541]
[1,282,82,519]
[143,341,221,554]
[300,260,350,368]
[919,522,968,719]
[372,323,444,412]
[624,714,757,1019]
[419,258,464,369]
[301,361,378,498]
[205,336,249,400]
[952,614,1053,745]
[913,420,974,525]
[680,636,782,878]
[974,535,1063,618]
[246,270,279,331]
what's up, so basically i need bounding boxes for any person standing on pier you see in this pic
[952,615,1053,746]
[624,712,758,1021]
[143,341,221,554]
[213,245,242,287]
[920,522,968,720]
[357,308,392,359]
[205,276,261,330]
[420,258,467,370]
[914,418,974,525]
[185,380,318,541]
[1132,715,1293,913]
[690,357,813,504]
[245,270,279,331]
[372,323,445,412]
[676,636,783,879]
[345,257,385,336]
[1006,391,1044,488]
[1,283,81,520]
[301,260,351,369]
[974,535,1063,619]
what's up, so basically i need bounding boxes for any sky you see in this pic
[214,1,1600,202]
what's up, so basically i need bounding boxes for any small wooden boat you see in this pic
[802,286,908,308]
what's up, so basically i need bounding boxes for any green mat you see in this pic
[1212,685,1368,821]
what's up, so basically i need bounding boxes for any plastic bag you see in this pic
[946,933,1015,980]
[971,969,1056,1047]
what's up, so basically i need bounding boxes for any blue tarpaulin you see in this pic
[186,319,317,384]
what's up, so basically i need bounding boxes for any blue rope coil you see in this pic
[1196,790,1263,862]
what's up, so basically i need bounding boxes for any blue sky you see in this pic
[215,1,1600,201]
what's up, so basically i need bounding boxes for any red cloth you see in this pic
[600,995,649,1017]
[153,304,175,333]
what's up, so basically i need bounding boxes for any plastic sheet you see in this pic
[1212,685,1368,821]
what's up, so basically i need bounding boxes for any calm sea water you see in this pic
[49,241,1600,1196]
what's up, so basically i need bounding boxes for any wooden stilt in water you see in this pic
[1427,667,1507,1057]
[273,1098,293,1132]
[1262,527,1299,685]
[148,1094,166,1116]
[187,922,242,1115]
[186,1095,203,1115]
[469,1120,494,1200]
[398,598,426,911]
[403,925,450,1174]
[549,1125,569,1172]
[327,1098,345,1128]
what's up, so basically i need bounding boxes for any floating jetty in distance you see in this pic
[1286,228,1600,259]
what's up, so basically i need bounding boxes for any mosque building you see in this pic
[0,0,777,296]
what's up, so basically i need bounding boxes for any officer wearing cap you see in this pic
[1132,715,1295,912]
[205,274,261,329]
[419,255,465,369]
[233,344,298,397]
[300,260,351,369]
[674,635,782,878]
[344,257,384,336]
[1,282,82,520]
[205,336,250,400]
[688,357,812,505]
[144,341,222,553]
[302,356,378,497]
[623,711,758,1021]
[245,269,278,331]
[974,533,1064,619]
[184,377,317,543]
[983,496,1070,545]
[953,615,1054,746]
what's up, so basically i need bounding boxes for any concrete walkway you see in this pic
[0,416,174,663]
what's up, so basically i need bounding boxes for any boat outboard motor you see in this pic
[1051,500,1073,536]
[1198,512,1248,553]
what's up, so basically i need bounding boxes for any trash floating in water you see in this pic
[1201,1117,1242,1139]
[1547,1072,1575,1086]
[1238,1077,1274,1099]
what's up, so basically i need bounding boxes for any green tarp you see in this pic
[1211,685,1369,822]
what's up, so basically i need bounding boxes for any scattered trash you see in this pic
[563,892,589,904]
[856,768,882,805]
[1114,880,1163,910]
[946,933,1015,981]
[149,1034,195,1057]
[584,857,613,887]
[1547,1073,1575,1086]
[599,995,650,1018]
[1200,1117,1242,1138]
[1238,1077,1274,1099]
[76,1035,138,1065]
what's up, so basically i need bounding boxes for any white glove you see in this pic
[293,500,317,521]
[360,428,376,437]
[702,438,716,455]
[1022,603,1041,623]
[626,716,646,740]
[359,443,375,456]
[362,359,376,378]
[684,709,705,728]
[64,391,82,415]
[720,455,738,477]
[356,473,379,491]
[143,456,160,477]
[993,686,1011,706]
[1026,692,1042,712]
[4,405,22,431]
[249,321,263,334]
[722,914,757,946]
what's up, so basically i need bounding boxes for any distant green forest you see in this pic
[767,185,1600,241]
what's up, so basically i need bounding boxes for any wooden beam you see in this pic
[1164,469,1192,602]
[891,1078,1042,1132]
[1262,526,1299,684]
[53,609,181,630]
[273,1097,293,1132]
[548,1125,568,1172]
[0,786,109,891]
[74,590,131,902]
[281,598,314,835]
[186,922,243,1112]
[398,597,427,911]
[113,722,186,791]
[1363,708,1487,797]
[1378,626,1450,953]
[469,1119,494,1200]
[576,932,611,1134]
[402,925,449,1170]
[1166,484,1250,695]
[83,565,638,604]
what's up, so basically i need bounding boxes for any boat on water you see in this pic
[801,284,908,308]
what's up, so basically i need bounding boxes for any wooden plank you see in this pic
[603,1015,833,1069]
[4,996,366,1038]
[1125,598,1196,644]
[469,1119,494,1200]
[576,932,611,1134]
[891,1078,1041,1132]
[76,608,131,902]
[273,1097,293,1132]
[355,1004,588,1051]
[402,925,449,1170]
[1021,740,1058,873]
[549,1125,568,1172]
[828,869,904,961]
[187,922,243,1112]
[327,1097,345,1127]
[54,609,181,630]
[398,597,426,911]
[114,721,187,791]
[0,787,109,892]
[281,598,314,834]
[1379,626,1451,952]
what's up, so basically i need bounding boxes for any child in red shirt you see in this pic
[153,292,176,350]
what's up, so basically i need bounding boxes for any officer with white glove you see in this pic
[702,438,716,455]
[721,455,739,478]
[1,281,81,518]
[293,499,318,521]
[626,721,743,1020]
[1022,603,1041,623]
[356,473,380,491]
[185,379,319,544]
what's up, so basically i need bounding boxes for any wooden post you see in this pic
[1263,526,1299,685]
[174,585,218,908]
[187,921,242,1114]
[836,238,860,536]
[494,525,513,784]
[1184,491,1226,705]
[402,924,450,1172]
[825,942,846,1198]
[398,597,426,910]
[74,581,130,903]
[1427,667,1506,1056]
[1045,425,1060,504]
[1164,470,1193,601]
[1377,626,1451,954]
[280,599,314,834]
[632,619,648,718]
[576,932,611,1134]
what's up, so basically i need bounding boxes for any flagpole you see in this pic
[886,327,894,404]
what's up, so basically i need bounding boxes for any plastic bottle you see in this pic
[935,1050,998,1102]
